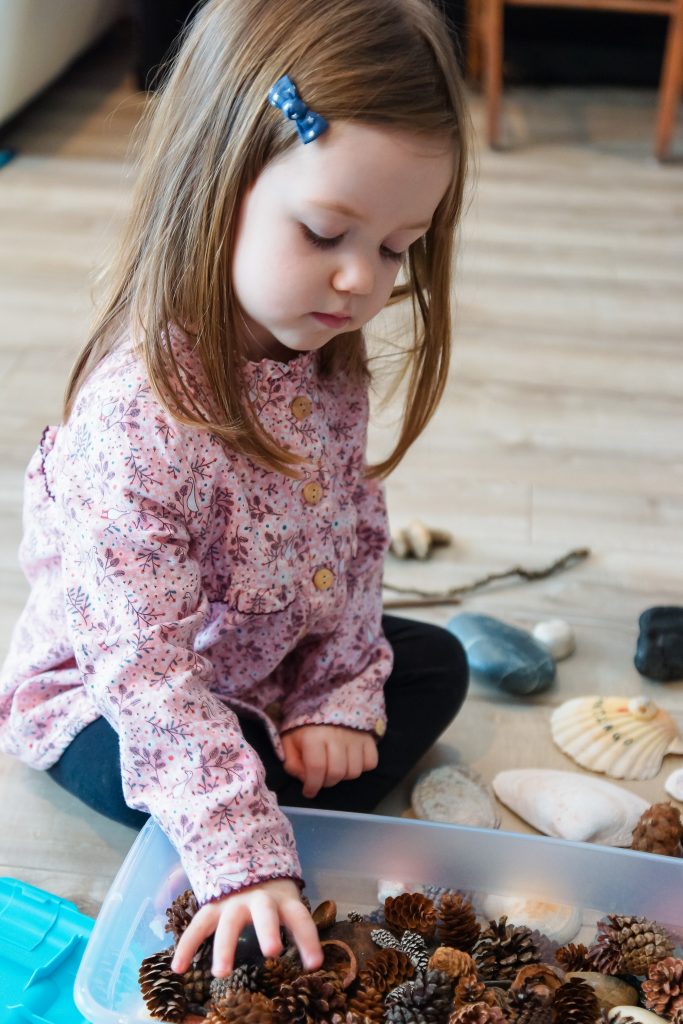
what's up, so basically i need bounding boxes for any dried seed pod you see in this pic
[428,947,477,981]
[319,939,357,989]
[312,901,337,931]
[138,949,187,1022]
[384,892,437,940]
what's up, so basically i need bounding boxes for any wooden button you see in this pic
[291,396,313,420]
[374,719,386,737]
[313,567,334,591]
[302,481,323,505]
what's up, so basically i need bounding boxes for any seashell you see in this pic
[389,520,453,560]
[550,696,683,780]
[665,766,683,802]
[412,765,501,829]
[607,1008,668,1023]
[492,768,650,846]
[481,893,581,944]
[532,618,576,660]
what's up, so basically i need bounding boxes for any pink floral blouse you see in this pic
[0,327,392,903]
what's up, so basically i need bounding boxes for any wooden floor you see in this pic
[1,27,682,919]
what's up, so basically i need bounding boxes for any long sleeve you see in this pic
[279,474,393,739]
[58,382,301,904]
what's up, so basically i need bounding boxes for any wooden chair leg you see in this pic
[483,0,504,148]
[656,0,683,160]
[466,0,482,84]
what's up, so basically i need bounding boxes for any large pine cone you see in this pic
[273,970,346,1024]
[448,1003,508,1023]
[555,944,590,972]
[138,949,187,1022]
[259,957,298,998]
[588,914,674,975]
[550,977,599,1023]
[182,943,213,1003]
[207,989,274,1024]
[358,948,414,993]
[453,976,489,1008]
[346,984,385,1023]
[428,947,476,981]
[631,802,683,857]
[437,894,481,954]
[165,889,199,943]
[385,893,437,940]
[472,917,541,982]
[212,964,263,999]
[384,970,453,1024]
[642,956,683,1017]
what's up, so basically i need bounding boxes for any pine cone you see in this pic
[550,977,599,1023]
[437,893,481,954]
[556,944,590,972]
[358,948,414,993]
[428,947,476,981]
[472,917,541,982]
[400,931,431,972]
[631,802,683,857]
[588,914,675,976]
[273,970,346,1024]
[642,956,683,1017]
[346,984,385,1023]
[385,893,437,940]
[453,976,489,1008]
[182,941,213,1003]
[138,949,187,1022]
[259,957,298,998]
[212,964,263,999]
[448,1003,508,1023]
[165,889,199,943]
[507,996,552,1024]
[510,963,564,998]
[384,969,453,1024]
[207,989,274,1023]
[370,927,400,950]
[506,965,562,1024]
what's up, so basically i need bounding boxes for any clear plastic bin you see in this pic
[74,808,683,1023]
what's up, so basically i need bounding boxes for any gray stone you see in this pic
[635,605,683,681]
[447,612,555,695]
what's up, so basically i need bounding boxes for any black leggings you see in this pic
[47,615,468,829]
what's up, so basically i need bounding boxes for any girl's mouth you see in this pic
[311,312,352,328]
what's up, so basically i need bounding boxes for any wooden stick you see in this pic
[382,546,590,609]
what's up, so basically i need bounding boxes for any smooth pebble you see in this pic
[532,618,576,660]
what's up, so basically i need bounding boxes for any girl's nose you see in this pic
[332,256,375,296]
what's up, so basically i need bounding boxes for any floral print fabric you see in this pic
[0,328,392,903]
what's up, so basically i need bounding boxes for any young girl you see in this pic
[0,0,470,981]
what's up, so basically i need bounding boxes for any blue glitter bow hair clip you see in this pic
[268,74,329,144]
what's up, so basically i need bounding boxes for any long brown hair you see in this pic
[64,0,470,478]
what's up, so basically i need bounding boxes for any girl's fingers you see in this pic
[171,905,217,973]
[300,744,327,798]
[281,897,324,970]
[362,737,379,772]
[282,736,305,780]
[212,902,251,977]
[322,741,348,788]
[345,743,364,780]
[251,895,285,959]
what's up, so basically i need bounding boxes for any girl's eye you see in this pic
[380,246,404,263]
[301,225,405,263]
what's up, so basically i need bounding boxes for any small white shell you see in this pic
[607,1009,668,1023]
[481,893,581,944]
[492,768,650,846]
[550,696,683,780]
[532,619,576,660]
[665,766,683,802]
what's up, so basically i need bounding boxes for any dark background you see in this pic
[130,0,666,93]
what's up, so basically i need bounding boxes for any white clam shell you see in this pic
[481,892,581,944]
[532,618,576,660]
[665,766,683,802]
[412,765,501,829]
[492,768,650,846]
[607,1009,668,1023]
[550,696,683,780]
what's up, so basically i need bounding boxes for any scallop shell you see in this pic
[492,768,650,846]
[664,766,683,802]
[550,696,683,780]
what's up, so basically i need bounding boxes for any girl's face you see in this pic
[232,122,454,361]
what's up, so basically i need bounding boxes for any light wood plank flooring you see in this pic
[1,27,682,916]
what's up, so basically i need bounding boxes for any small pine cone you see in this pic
[551,977,599,1023]
[212,964,263,1000]
[588,914,675,976]
[385,893,437,940]
[448,1002,508,1023]
[273,970,346,1024]
[259,957,298,998]
[631,802,683,857]
[642,956,683,1017]
[165,889,199,943]
[384,969,453,1024]
[370,927,400,950]
[358,948,414,993]
[509,963,564,1002]
[207,989,274,1024]
[346,985,385,1023]
[556,943,590,972]
[138,949,187,1022]
[400,931,431,972]
[453,976,488,1008]
[437,893,481,954]
[472,917,541,982]
[428,947,477,982]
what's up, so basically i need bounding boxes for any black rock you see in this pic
[634,606,683,681]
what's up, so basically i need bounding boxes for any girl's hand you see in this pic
[171,878,323,978]
[282,725,379,798]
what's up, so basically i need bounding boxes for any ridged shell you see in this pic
[550,696,683,780]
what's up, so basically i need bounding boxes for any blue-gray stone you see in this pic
[447,612,556,695]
